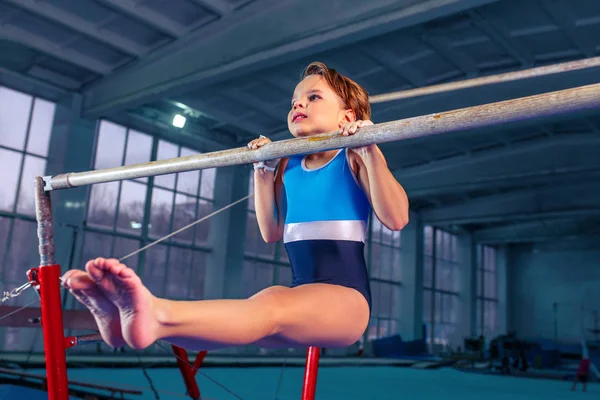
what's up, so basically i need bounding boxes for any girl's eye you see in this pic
[309,94,320,101]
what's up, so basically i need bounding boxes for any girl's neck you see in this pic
[304,149,339,161]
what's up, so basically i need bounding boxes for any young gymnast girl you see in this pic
[61,62,409,351]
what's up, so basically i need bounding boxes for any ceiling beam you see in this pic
[394,132,600,179]
[95,0,186,37]
[421,181,600,225]
[407,165,600,199]
[81,0,501,118]
[538,0,596,57]
[475,219,600,244]
[0,66,67,101]
[468,9,534,66]
[191,0,234,16]
[0,25,112,75]
[4,0,145,57]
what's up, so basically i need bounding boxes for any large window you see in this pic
[0,86,56,350]
[423,226,460,347]
[367,216,402,340]
[84,121,215,303]
[476,245,498,337]
[243,172,291,299]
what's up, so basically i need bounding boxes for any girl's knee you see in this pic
[248,287,290,336]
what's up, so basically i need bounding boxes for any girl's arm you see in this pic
[343,121,409,231]
[253,160,287,243]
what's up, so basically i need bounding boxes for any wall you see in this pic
[509,238,600,343]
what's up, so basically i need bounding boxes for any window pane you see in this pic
[5,219,37,284]
[255,234,276,258]
[369,242,381,278]
[379,245,392,281]
[245,212,259,255]
[484,300,497,333]
[177,148,200,195]
[27,98,55,157]
[391,284,400,317]
[367,318,378,340]
[116,181,146,234]
[255,260,274,294]
[87,182,119,229]
[423,256,433,288]
[242,259,255,298]
[391,249,402,282]
[154,140,178,189]
[0,149,22,211]
[424,226,433,256]
[392,230,401,247]
[434,291,442,323]
[381,225,393,246]
[371,216,382,242]
[0,217,11,278]
[199,168,216,199]
[113,237,141,272]
[149,187,173,238]
[125,129,152,183]
[371,281,381,317]
[485,271,497,299]
[378,319,390,338]
[277,265,292,286]
[380,282,392,318]
[94,120,126,169]
[0,87,32,150]
[166,247,193,299]
[194,199,212,245]
[172,193,196,243]
[143,244,168,296]
[189,250,207,299]
[423,289,432,322]
[477,299,482,335]
[247,172,255,211]
[17,155,46,215]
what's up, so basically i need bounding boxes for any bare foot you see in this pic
[86,258,160,350]
[62,267,126,348]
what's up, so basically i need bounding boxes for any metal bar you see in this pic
[34,177,69,400]
[301,346,320,400]
[45,82,600,191]
[369,56,600,103]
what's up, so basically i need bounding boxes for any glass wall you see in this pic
[423,226,460,347]
[0,86,57,351]
[83,120,215,304]
[366,217,402,340]
[476,245,498,337]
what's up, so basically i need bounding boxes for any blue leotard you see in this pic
[282,148,372,311]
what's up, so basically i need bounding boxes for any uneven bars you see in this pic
[369,55,600,103]
[44,82,600,191]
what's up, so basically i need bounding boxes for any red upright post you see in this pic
[172,345,207,400]
[301,346,320,400]
[38,265,69,400]
[34,177,69,400]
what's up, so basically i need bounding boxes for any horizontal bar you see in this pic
[369,56,600,103]
[45,82,600,190]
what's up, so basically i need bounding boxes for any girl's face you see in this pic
[288,75,355,137]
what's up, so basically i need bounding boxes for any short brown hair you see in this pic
[301,62,371,121]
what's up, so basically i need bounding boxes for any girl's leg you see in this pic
[65,258,370,351]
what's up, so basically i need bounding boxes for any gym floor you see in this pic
[6,366,592,399]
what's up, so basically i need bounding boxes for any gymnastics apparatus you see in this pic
[1,55,600,400]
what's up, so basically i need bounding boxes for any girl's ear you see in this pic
[341,109,356,125]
